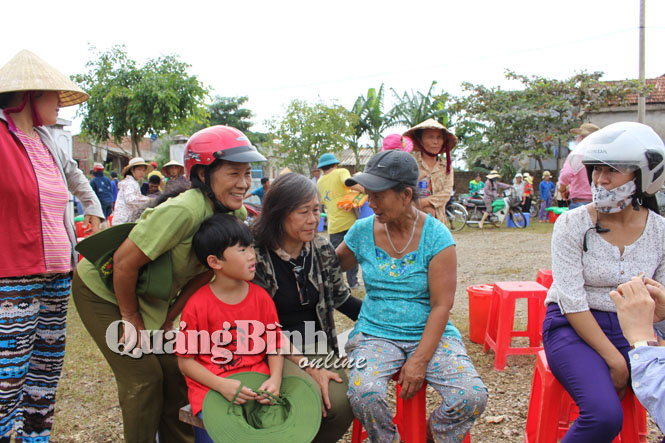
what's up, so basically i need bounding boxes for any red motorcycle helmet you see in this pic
[184,125,266,179]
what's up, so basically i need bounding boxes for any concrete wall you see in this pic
[589,104,665,141]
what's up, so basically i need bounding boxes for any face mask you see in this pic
[591,181,636,214]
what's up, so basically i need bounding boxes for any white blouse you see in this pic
[112,176,151,224]
[545,206,665,313]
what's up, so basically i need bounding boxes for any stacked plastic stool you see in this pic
[525,350,647,443]
[483,281,548,371]
[351,372,470,443]
[536,269,553,289]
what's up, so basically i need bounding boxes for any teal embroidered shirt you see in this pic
[345,214,460,341]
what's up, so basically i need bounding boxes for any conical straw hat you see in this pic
[403,118,458,153]
[0,50,89,107]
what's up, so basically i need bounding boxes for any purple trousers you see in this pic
[542,303,631,443]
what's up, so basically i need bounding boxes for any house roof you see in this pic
[606,74,665,105]
[338,148,375,167]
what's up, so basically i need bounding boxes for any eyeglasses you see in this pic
[292,265,311,306]
[290,250,312,306]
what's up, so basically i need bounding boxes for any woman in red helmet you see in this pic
[71,126,264,442]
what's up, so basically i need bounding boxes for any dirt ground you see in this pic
[49,224,664,442]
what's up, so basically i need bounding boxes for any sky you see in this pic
[2,0,664,135]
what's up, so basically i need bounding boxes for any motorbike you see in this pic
[461,188,527,228]
[244,202,261,224]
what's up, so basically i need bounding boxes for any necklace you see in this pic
[385,211,419,255]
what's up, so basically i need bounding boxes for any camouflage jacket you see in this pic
[253,234,351,355]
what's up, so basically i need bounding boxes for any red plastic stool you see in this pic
[525,350,647,443]
[483,281,548,371]
[350,373,470,442]
[536,269,553,289]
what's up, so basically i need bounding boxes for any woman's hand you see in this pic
[159,318,175,332]
[257,376,282,405]
[397,356,427,400]
[120,311,146,349]
[606,353,629,398]
[83,214,103,233]
[217,378,257,405]
[306,367,343,417]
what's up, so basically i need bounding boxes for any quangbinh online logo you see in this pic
[105,320,365,370]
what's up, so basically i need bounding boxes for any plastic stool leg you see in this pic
[524,361,542,442]
[395,381,428,443]
[493,295,516,371]
[617,389,648,443]
[483,290,499,353]
[527,296,542,347]
[351,418,367,443]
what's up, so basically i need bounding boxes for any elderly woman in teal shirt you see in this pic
[336,150,487,443]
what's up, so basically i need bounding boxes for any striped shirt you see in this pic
[15,129,71,273]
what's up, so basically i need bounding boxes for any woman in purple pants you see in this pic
[542,122,665,442]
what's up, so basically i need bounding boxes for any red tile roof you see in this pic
[607,74,665,105]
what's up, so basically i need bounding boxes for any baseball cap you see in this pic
[345,150,419,192]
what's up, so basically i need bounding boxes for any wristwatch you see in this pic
[631,340,659,349]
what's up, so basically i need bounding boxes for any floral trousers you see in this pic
[346,332,488,443]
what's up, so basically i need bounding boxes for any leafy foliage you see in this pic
[351,85,390,153]
[74,45,208,157]
[271,100,358,174]
[459,70,646,174]
[389,81,457,129]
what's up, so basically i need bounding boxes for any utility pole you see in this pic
[638,0,646,123]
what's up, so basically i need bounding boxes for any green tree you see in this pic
[352,85,390,152]
[348,95,371,171]
[272,100,358,174]
[206,95,252,130]
[459,70,645,173]
[389,81,456,128]
[186,95,269,145]
[74,45,209,157]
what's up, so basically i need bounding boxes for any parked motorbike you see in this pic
[461,189,527,228]
[244,202,261,224]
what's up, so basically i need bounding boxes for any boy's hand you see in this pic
[257,376,282,405]
[217,378,257,405]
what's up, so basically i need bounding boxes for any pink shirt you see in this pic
[558,154,592,201]
[15,129,71,273]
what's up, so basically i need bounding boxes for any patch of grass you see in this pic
[51,297,124,441]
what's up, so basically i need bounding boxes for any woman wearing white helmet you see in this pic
[542,122,665,442]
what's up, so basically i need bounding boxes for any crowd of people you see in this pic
[1,48,665,443]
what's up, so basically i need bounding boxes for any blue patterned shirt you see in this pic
[345,214,460,341]
[630,343,665,432]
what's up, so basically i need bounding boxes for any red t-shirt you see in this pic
[177,282,282,415]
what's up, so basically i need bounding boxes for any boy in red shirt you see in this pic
[177,213,284,441]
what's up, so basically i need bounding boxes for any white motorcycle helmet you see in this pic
[573,121,665,197]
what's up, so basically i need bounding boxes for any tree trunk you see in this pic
[131,131,142,158]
